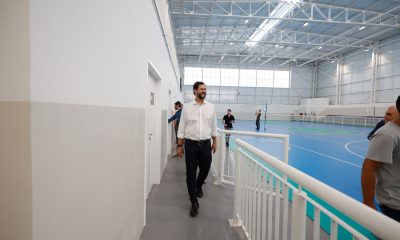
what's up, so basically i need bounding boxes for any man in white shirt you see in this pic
[177,81,217,217]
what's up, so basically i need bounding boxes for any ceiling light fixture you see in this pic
[230,42,233,45]
[318,46,322,49]
[245,0,301,47]
[359,26,365,30]
[244,19,249,24]
[331,60,335,63]
[303,22,309,27]
[364,49,370,52]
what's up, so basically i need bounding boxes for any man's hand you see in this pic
[211,142,217,153]
[177,146,184,158]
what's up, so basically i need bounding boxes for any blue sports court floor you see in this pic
[218,120,371,203]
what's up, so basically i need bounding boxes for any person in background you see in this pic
[361,98,400,222]
[222,109,235,146]
[397,95,400,113]
[367,105,399,140]
[255,109,261,130]
[176,81,217,217]
[168,101,183,144]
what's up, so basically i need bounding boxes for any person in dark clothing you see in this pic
[222,109,235,146]
[255,109,261,130]
[168,101,183,143]
[368,106,398,140]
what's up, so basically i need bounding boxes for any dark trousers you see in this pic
[184,139,212,204]
[256,120,260,130]
[224,127,232,144]
[380,205,400,222]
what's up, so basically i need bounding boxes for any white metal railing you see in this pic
[212,129,289,186]
[230,139,400,240]
[289,114,383,127]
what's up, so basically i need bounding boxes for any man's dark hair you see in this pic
[193,81,205,95]
[397,95,400,113]
[228,109,231,112]
[174,101,182,107]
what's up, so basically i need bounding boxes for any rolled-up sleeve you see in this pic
[177,107,186,139]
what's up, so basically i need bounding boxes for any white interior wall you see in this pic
[317,34,400,106]
[316,62,337,104]
[376,36,400,102]
[0,0,183,240]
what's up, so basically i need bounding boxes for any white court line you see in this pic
[345,140,369,159]
[291,144,362,168]
[242,139,367,168]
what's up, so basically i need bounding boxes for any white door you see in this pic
[146,73,156,197]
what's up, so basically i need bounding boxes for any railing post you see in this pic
[291,189,307,240]
[283,136,289,164]
[229,148,242,227]
[219,133,226,184]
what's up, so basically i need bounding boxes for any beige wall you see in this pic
[31,103,146,240]
[0,0,30,102]
[0,102,32,240]
[0,0,32,239]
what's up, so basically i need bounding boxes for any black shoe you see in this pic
[226,142,229,146]
[197,187,203,198]
[190,202,199,217]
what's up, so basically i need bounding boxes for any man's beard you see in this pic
[198,93,206,99]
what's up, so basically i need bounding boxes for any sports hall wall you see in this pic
[0,1,181,240]
[317,34,400,110]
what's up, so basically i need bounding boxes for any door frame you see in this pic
[144,60,162,224]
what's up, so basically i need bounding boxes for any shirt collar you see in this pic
[191,100,208,105]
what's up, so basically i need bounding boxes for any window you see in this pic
[239,69,257,87]
[203,68,220,86]
[184,67,202,85]
[274,71,290,88]
[220,68,239,86]
[257,70,274,87]
[183,67,290,89]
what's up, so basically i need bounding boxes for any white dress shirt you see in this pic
[177,100,217,141]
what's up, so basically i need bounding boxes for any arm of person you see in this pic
[177,138,184,158]
[176,108,187,158]
[168,113,176,123]
[361,159,383,209]
[211,136,217,153]
[211,109,218,153]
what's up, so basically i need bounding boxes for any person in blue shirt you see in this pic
[368,106,398,140]
[168,101,183,143]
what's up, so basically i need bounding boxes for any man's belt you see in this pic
[185,138,211,146]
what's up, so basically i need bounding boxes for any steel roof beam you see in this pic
[175,36,370,49]
[174,1,400,28]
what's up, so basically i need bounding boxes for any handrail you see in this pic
[286,114,383,127]
[234,138,400,240]
[212,128,289,185]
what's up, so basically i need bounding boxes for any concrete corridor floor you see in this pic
[139,155,246,240]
